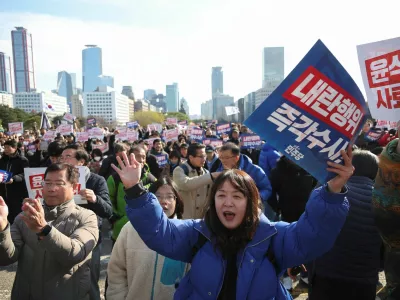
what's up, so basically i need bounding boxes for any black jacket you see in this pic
[80,171,113,220]
[0,153,29,222]
[98,155,118,180]
[267,156,317,222]
[313,176,382,284]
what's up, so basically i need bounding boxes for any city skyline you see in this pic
[1,0,399,114]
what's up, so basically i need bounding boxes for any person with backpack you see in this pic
[112,146,353,299]
[107,145,156,244]
[106,176,186,300]
[173,143,221,219]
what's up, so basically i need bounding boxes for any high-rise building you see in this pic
[243,92,256,120]
[235,98,245,123]
[11,27,35,92]
[149,94,166,112]
[83,86,129,125]
[201,100,213,120]
[213,92,234,121]
[121,86,135,100]
[255,81,280,109]
[82,45,102,92]
[71,94,83,117]
[166,83,179,112]
[144,89,156,100]
[127,98,135,120]
[57,71,73,112]
[13,91,67,118]
[70,73,77,94]
[212,67,223,97]
[98,75,114,88]
[262,47,284,87]
[0,53,13,93]
[0,93,13,107]
[180,98,189,115]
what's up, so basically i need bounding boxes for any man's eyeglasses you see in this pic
[219,155,236,160]
[195,155,207,159]
[41,181,68,188]
[155,194,176,203]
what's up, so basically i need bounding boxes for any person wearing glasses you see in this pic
[0,163,99,299]
[173,143,221,219]
[215,142,273,212]
[106,176,186,300]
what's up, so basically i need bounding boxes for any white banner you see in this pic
[163,128,179,142]
[24,167,87,204]
[357,37,400,121]
[225,106,240,116]
[88,127,104,140]
[63,113,75,123]
[8,122,23,135]
[42,130,56,141]
[56,124,73,136]
[76,132,90,142]
[93,142,109,153]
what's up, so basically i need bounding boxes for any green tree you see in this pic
[165,112,190,122]
[0,105,31,130]
[24,114,42,131]
[179,103,186,115]
[133,111,165,127]
[52,115,64,126]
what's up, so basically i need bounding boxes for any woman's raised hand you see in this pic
[111,152,142,189]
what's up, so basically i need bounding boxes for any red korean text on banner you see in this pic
[283,66,366,139]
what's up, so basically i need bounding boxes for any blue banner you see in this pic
[0,170,13,183]
[156,154,168,167]
[126,121,138,129]
[245,40,369,183]
[240,134,262,149]
[190,128,204,143]
[216,123,231,136]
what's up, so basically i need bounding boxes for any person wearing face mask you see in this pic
[112,147,353,300]
[88,149,104,174]
[106,176,186,300]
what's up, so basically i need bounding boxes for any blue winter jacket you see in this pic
[216,154,273,203]
[258,143,281,177]
[125,184,349,300]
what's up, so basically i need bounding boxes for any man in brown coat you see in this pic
[0,163,99,300]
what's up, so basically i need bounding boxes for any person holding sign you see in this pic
[0,140,29,223]
[0,163,99,299]
[112,146,353,299]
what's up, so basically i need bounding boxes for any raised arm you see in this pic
[112,153,199,263]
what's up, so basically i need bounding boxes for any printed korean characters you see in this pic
[357,37,400,121]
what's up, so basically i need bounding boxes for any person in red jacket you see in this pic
[378,129,398,147]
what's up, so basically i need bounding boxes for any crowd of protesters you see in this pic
[0,118,397,300]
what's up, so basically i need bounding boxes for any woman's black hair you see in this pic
[203,169,260,258]
[352,149,379,180]
[149,176,184,219]
[91,148,103,160]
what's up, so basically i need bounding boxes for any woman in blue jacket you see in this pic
[111,148,353,300]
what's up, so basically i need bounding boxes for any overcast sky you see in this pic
[1,0,399,114]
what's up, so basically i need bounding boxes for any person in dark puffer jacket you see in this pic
[309,150,382,300]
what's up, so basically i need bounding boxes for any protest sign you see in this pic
[163,128,179,142]
[63,113,75,123]
[216,123,231,136]
[190,128,204,143]
[241,134,262,149]
[364,130,384,142]
[42,130,56,141]
[151,123,163,133]
[375,120,398,129]
[76,132,90,142]
[156,153,168,167]
[56,124,73,136]
[245,40,368,183]
[126,121,138,129]
[357,37,400,122]
[225,106,240,116]
[166,118,178,126]
[0,170,13,183]
[24,167,87,204]
[178,120,187,126]
[116,132,128,141]
[8,122,23,135]
[88,127,104,140]
[87,118,96,125]
[202,138,223,148]
[127,130,138,142]
[116,126,127,133]
[93,143,109,153]
[27,143,37,153]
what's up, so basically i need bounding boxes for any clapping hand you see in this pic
[0,197,9,231]
[111,152,142,189]
[326,145,354,193]
[20,198,48,233]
